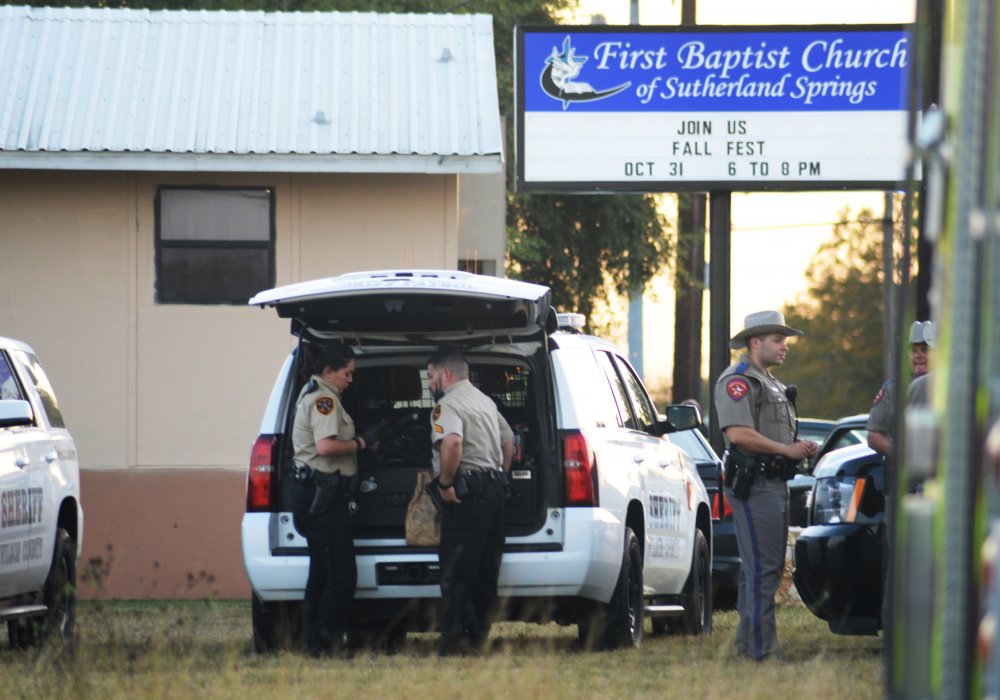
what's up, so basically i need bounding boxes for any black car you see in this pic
[792,442,886,635]
[789,414,870,527]
[669,427,739,608]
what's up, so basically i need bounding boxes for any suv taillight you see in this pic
[247,435,279,512]
[563,431,598,506]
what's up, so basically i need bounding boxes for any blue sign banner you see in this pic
[522,26,910,113]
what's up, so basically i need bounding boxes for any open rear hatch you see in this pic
[254,270,553,546]
[250,269,553,343]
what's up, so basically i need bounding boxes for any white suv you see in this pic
[0,336,82,647]
[241,270,711,651]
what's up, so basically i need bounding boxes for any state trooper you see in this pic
[714,310,817,662]
[426,346,514,656]
[867,320,935,456]
[291,341,382,657]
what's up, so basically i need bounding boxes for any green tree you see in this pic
[508,193,669,323]
[781,207,903,419]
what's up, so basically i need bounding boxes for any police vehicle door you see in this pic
[611,354,692,594]
[0,350,35,595]
[8,349,64,591]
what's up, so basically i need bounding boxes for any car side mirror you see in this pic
[0,399,34,428]
[659,404,701,434]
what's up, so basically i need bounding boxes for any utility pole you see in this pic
[672,0,706,405]
[626,0,644,379]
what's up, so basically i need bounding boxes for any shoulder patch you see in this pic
[432,404,442,421]
[726,377,750,401]
[872,386,885,406]
[315,397,334,415]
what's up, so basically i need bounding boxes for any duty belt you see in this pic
[726,449,801,482]
[293,464,359,491]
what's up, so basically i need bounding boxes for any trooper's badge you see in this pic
[315,397,334,415]
[432,404,442,421]
[726,378,750,401]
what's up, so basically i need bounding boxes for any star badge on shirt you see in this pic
[726,377,750,401]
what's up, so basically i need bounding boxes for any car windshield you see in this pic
[669,429,715,462]
[797,420,835,446]
[826,428,867,453]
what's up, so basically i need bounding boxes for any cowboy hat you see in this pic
[908,320,936,348]
[729,310,804,349]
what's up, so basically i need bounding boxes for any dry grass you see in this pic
[0,601,882,699]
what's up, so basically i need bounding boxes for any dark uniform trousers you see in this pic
[438,473,506,652]
[293,480,357,653]
[728,477,788,660]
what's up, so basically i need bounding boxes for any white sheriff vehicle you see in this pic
[0,336,82,647]
[241,270,711,651]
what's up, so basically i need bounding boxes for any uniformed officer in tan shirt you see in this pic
[427,346,513,656]
[290,341,380,657]
[714,310,816,662]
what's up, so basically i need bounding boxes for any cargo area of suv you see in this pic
[280,350,550,543]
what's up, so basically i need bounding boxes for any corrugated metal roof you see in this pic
[0,5,503,173]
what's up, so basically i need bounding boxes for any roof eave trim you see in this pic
[0,152,504,175]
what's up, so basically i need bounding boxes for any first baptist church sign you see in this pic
[515,24,914,192]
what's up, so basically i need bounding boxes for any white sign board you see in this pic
[515,25,914,192]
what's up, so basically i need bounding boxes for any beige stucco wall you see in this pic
[0,169,462,472]
[0,167,502,597]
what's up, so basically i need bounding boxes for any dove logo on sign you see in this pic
[540,36,630,110]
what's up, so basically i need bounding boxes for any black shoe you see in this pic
[437,637,474,657]
[308,628,350,658]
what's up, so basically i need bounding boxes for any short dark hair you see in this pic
[427,345,469,378]
[312,340,355,375]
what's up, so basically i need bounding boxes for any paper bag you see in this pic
[405,471,441,546]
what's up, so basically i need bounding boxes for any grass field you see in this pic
[0,601,883,699]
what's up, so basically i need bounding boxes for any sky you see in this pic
[562,0,917,392]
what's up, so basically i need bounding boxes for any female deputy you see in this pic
[291,340,381,656]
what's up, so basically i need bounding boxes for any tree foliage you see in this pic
[781,206,912,419]
[508,193,670,322]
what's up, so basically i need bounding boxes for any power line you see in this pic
[732,217,902,232]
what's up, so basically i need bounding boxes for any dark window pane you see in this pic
[158,248,272,304]
[596,351,636,430]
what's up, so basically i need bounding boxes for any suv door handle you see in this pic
[16,457,30,468]
[45,451,58,463]
[633,453,647,464]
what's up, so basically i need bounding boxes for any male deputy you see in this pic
[867,320,935,456]
[714,310,817,662]
[427,347,514,656]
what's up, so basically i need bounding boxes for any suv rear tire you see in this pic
[252,594,302,652]
[578,526,643,650]
[671,529,712,635]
